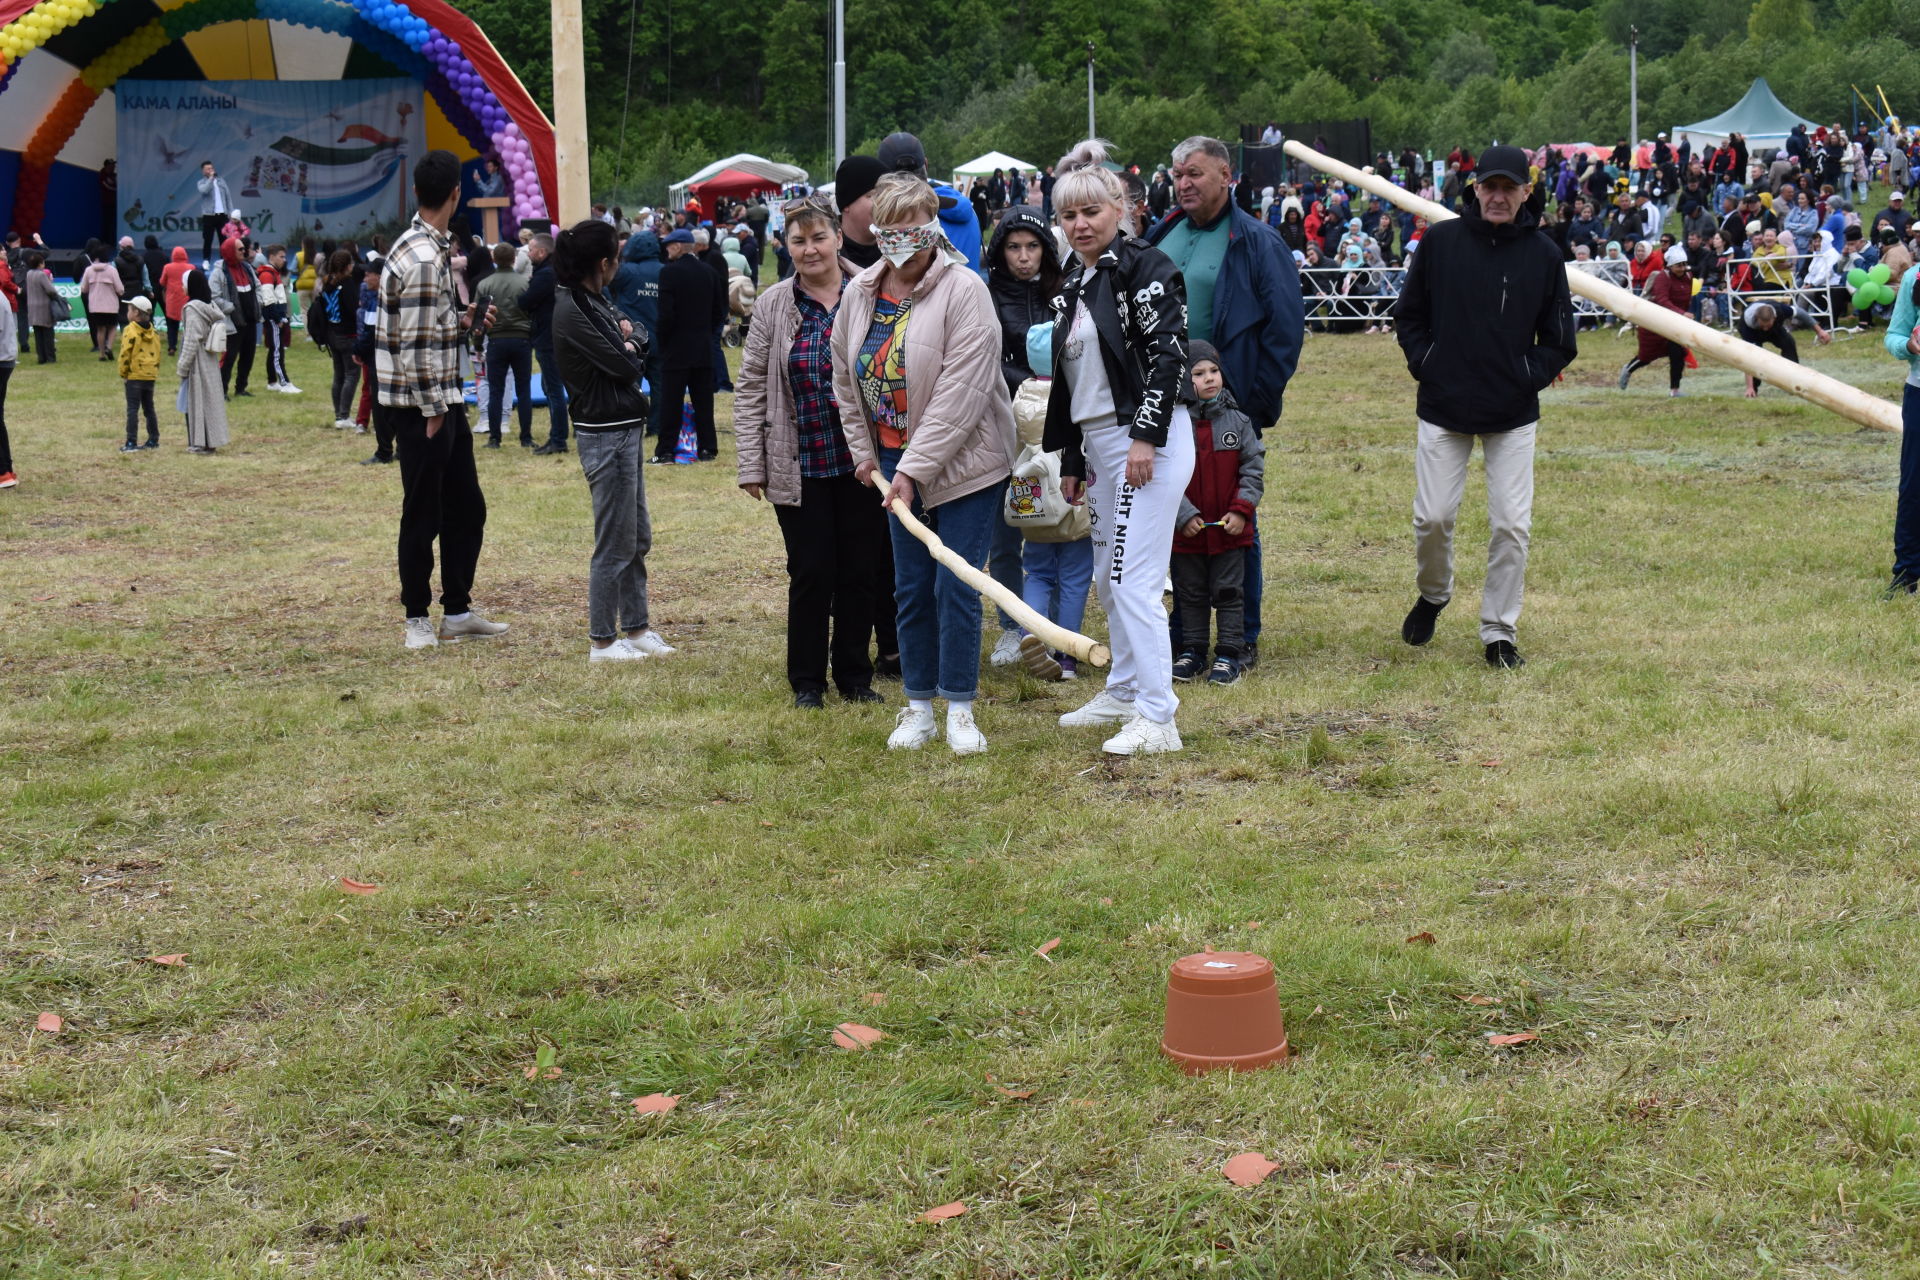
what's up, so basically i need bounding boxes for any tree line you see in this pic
[449,0,1920,203]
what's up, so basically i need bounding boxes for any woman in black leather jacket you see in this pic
[1041,140,1193,758]
[551,219,675,664]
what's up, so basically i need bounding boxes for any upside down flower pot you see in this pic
[1161,951,1291,1075]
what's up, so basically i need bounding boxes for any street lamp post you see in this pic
[833,0,847,166]
[1628,24,1640,151]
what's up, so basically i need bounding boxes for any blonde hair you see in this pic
[870,172,940,226]
[1051,139,1127,214]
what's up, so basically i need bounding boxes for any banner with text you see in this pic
[115,79,425,245]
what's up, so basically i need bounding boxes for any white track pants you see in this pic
[1084,410,1196,723]
[1413,419,1536,644]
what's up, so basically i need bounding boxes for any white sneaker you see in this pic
[626,629,676,656]
[404,617,438,649]
[279,383,302,394]
[887,705,938,750]
[333,418,353,430]
[1060,689,1137,727]
[1102,714,1183,756]
[989,629,1023,666]
[353,423,368,434]
[440,609,509,639]
[946,706,987,755]
[589,639,646,662]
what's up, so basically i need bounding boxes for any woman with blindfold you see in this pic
[834,173,1017,756]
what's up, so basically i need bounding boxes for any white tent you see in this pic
[952,150,1037,183]
[668,154,809,208]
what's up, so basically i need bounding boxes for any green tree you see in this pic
[1431,31,1499,87]
[1748,0,1815,44]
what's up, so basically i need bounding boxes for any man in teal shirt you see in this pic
[1147,135,1305,667]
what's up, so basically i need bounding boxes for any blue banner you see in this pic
[115,79,426,245]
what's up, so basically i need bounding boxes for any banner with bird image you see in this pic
[115,78,424,243]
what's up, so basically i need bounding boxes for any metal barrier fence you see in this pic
[1300,256,1842,333]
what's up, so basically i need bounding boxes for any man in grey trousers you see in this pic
[1392,145,1577,669]
[196,162,232,266]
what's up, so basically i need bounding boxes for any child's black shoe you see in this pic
[1172,649,1206,683]
[1207,655,1242,686]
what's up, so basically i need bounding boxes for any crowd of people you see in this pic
[9,117,1920,745]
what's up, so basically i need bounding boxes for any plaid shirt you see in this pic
[375,214,462,415]
[789,288,853,478]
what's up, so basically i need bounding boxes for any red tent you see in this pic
[689,168,785,205]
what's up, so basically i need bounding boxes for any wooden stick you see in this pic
[866,471,1111,669]
[1281,139,1905,434]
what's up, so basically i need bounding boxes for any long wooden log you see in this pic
[866,471,1112,669]
[1282,139,1904,434]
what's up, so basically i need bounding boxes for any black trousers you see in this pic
[32,326,54,363]
[1625,340,1685,391]
[123,380,157,444]
[1172,547,1248,657]
[201,214,225,262]
[0,364,12,473]
[166,316,180,354]
[369,400,396,463]
[772,472,885,694]
[1738,320,1798,389]
[393,404,487,619]
[220,320,257,395]
[651,365,716,458]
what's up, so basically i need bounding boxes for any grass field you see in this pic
[5,319,1920,1279]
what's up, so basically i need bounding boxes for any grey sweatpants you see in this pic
[577,427,652,641]
[1413,420,1535,645]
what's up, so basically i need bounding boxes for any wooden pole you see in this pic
[1281,139,1905,435]
[549,0,592,223]
[865,471,1111,669]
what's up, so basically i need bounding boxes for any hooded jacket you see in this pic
[1392,190,1578,435]
[552,283,651,431]
[142,237,169,298]
[933,180,983,274]
[1039,232,1187,482]
[117,313,161,382]
[1146,199,1304,435]
[210,237,257,331]
[1174,386,1264,555]
[159,247,193,322]
[610,230,663,344]
[985,206,1058,395]
[115,246,147,301]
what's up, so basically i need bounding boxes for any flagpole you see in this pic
[550,0,591,221]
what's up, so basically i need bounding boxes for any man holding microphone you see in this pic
[376,150,510,651]
[196,161,231,267]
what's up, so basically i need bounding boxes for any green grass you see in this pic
[4,321,1920,1278]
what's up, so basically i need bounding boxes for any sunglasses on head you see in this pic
[782,194,838,220]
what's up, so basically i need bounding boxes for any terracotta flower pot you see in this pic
[1161,951,1291,1075]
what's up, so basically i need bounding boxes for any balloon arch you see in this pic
[0,0,556,239]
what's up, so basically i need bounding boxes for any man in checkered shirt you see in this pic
[377,149,511,651]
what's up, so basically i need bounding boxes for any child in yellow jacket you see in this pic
[118,295,162,452]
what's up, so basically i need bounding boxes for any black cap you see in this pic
[877,132,928,177]
[1475,145,1531,186]
[834,155,884,213]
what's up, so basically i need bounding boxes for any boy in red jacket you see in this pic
[1172,340,1265,686]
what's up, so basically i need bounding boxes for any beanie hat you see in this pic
[834,155,885,214]
[1187,339,1222,371]
[1663,245,1688,266]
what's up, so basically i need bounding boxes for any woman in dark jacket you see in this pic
[551,219,675,663]
[1042,140,1193,756]
[985,205,1064,395]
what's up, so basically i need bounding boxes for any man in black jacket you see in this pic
[523,234,572,454]
[649,229,725,462]
[1393,145,1578,670]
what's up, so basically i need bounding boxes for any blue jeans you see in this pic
[535,344,569,445]
[1021,537,1094,637]
[989,496,1025,630]
[1896,384,1920,582]
[881,448,998,701]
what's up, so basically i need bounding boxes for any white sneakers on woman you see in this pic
[989,630,1023,666]
[626,630,677,657]
[1059,689,1136,726]
[1101,714,1183,756]
[588,630,675,662]
[886,704,987,755]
